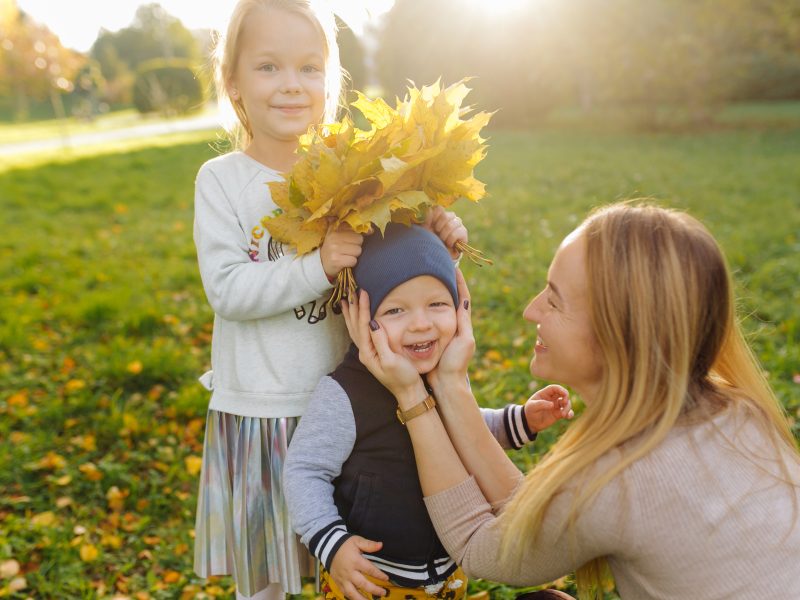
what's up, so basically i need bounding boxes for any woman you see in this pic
[342,203,800,600]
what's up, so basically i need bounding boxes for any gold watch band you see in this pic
[396,394,436,425]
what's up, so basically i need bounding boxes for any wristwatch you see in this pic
[396,394,436,425]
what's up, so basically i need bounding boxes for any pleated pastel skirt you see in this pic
[194,410,314,596]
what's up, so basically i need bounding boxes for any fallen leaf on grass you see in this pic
[0,559,20,578]
[162,570,181,583]
[102,534,123,549]
[65,379,86,393]
[79,544,99,562]
[79,462,103,481]
[30,452,66,471]
[9,431,29,444]
[106,486,127,512]
[0,576,24,596]
[6,391,28,408]
[184,455,202,476]
[31,511,57,528]
[180,585,201,600]
[126,361,143,375]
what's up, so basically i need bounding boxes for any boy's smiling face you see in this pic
[374,275,457,375]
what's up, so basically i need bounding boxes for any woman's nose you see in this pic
[523,295,540,322]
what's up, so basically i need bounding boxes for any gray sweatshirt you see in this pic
[194,152,350,418]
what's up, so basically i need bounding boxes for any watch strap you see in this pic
[396,394,436,425]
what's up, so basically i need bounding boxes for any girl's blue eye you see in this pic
[259,64,276,72]
[302,65,322,74]
[383,307,401,315]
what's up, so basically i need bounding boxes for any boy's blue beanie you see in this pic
[353,223,458,318]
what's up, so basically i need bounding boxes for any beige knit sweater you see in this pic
[425,407,800,599]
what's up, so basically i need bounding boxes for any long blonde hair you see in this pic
[500,202,796,598]
[213,0,343,149]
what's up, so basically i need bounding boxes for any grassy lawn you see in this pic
[0,110,798,598]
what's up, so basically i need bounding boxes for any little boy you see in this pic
[284,224,570,600]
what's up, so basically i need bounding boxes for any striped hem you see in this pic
[504,404,537,449]
[365,554,457,587]
[309,520,352,571]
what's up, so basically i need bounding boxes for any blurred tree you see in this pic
[132,58,204,116]
[376,0,569,125]
[0,0,84,120]
[90,3,202,106]
[375,0,800,129]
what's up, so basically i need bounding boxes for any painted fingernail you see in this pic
[369,320,379,331]
[463,300,470,310]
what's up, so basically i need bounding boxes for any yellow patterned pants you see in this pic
[320,565,467,600]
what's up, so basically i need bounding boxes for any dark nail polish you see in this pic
[463,300,470,310]
[369,320,379,331]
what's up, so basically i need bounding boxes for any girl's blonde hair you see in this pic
[499,202,796,599]
[213,0,343,149]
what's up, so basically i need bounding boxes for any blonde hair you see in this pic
[213,0,343,149]
[500,202,797,599]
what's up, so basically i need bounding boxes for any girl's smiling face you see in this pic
[374,276,457,375]
[229,7,326,147]
[523,229,603,403]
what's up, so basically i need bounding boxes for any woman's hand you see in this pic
[428,269,475,391]
[342,289,423,398]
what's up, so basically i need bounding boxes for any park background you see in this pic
[1,0,799,597]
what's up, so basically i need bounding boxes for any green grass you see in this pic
[0,112,798,598]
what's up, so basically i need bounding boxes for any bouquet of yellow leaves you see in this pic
[260,79,492,307]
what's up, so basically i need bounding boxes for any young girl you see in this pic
[192,2,468,599]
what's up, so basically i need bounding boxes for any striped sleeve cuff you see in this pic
[308,520,352,571]
[503,404,537,449]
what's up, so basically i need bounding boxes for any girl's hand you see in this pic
[423,206,467,259]
[428,269,475,390]
[321,226,363,279]
[524,384,573,433]
[342,289,422,396]
[330,536,388,600]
